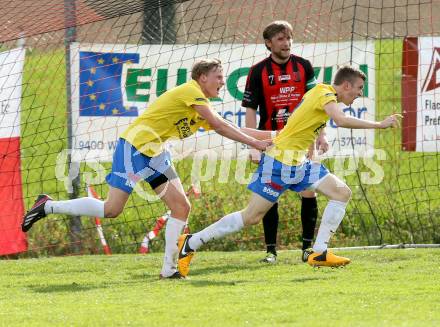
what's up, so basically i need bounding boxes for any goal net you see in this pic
[0,0,439,256]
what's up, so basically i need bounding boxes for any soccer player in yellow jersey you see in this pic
[244,20,325,264]
[21,58,273,279]
[177,66,401,275]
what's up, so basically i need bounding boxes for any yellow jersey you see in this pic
[121,79,215,157]
[266,83,337,166]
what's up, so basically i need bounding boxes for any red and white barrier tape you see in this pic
[87,185,111,255]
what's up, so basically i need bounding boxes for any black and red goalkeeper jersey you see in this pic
[242,54,316,131]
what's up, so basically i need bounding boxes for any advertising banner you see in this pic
[70,41,375,162]
[402,37,440,152]
[0,47,26,255]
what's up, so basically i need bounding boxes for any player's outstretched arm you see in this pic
[242,107,275,140]
[221,109,274,140]
[239,127,275,140]
[193,104,272,151]
[324,101,401,129]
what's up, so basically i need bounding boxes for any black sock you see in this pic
[301,197,318,250]
[263,203,279,256]
[266,245,277,256]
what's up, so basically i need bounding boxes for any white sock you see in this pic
[161,217,186,277]
[189,211,244,251]
[44,198,105,217]
[313,200,347,253]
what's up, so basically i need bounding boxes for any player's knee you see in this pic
[104,207,123,218]
[338,185,352,202]
[172,198,191,218]
[242,210,265,226]
[182,199,191,217]
[251,213,265,225]
[104,203,123,218]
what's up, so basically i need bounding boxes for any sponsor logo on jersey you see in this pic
[275,109,290,119]
[279,74,291,81]
[195,97,208,102]
[174,117,193,138]
[280,86,296,93]
[262,186,280,197]
[273,109,291,124]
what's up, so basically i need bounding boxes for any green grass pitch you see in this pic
[1,249,440,326]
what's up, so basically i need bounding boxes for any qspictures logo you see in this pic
[421,47,440,93]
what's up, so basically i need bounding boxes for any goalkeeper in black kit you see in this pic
[243,20,327,263]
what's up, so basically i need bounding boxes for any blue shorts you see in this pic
[106,138,177,194]
[247,154,329,202]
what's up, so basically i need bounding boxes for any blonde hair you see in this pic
[333,65,366,85]
[191,58,222,80]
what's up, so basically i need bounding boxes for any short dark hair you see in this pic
[262,20,293,51]
[191,58,222,80]
[333,65,366,85]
